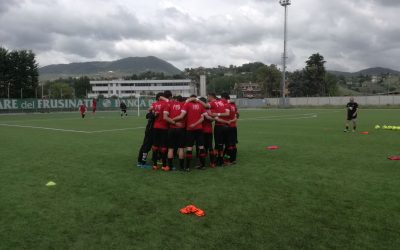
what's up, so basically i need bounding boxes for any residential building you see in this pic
[235,82,263,99]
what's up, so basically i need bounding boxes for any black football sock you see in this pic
[137,148,144,163]
[346,126,349,130]
[179,159,185,170]
[168,158,173,168]
[199,149,206,168]
[186,151,193,169]
[152,147,158,166]
[152,152,158,166]
[161,148,168,167]
[232,147,237,162]
[227,146,234,163]
[353,126,356,130]
[209,150,215,165]
[217,153,223,166]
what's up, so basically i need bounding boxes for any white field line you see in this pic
[0,123,145,134]
[90,127,145,133]
[0,123,91,133]
[0,115,134,123]
[243,113,317,119]
[240,114,318,121]
[1,117,83,123]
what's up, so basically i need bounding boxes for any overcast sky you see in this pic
[1,0,399,72]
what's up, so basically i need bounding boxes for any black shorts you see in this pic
[121,109,127,113]
[203,133,213,150]
[233,127,238,144]
[141,132,153,152]
[168,128,186,149]
[185,130,204,148]
[226,127,236,146]
[347,113,357,121]
[152,128,168,148]
[214,125,228,146]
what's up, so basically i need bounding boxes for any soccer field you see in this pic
[1,108,400,249]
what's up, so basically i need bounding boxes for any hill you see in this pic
[39,56,182,81]
[329,67,400,77]
[356,67,400,76]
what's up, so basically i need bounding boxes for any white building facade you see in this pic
[88,79,196,98]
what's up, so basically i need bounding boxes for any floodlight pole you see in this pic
[137,94,140,117]
[280,0,291,106]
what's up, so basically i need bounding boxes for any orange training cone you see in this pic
[179,205,205,216]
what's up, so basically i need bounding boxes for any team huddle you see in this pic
[137,91,239,171]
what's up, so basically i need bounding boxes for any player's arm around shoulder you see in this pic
[197,99,210,109]
[189,114,205,128]
[173,110,186,122]
[163,111,177,125]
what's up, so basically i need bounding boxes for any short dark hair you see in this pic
[190,94,197,98]
[164,90,172,99]
[156,92,164,101]
[207,93,217,98]
[176,95,184,102]
[221,92,230,100]
[199,97,207,103]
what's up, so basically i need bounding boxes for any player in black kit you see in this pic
[344,97,358,132]
[137,111,155,168]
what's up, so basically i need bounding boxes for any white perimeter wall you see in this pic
[236,95,400,108]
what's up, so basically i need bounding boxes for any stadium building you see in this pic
[88,79,196,98]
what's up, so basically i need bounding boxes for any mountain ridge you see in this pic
[329,67,400,77]
[39,56,182,80]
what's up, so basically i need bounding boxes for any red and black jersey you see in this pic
[182,101,206,131]
[168,100,185,129]
[209,99,230,126]
[202,109,213,134]
[228,102,238,128]
[152,100,169,129]
[79,104,86,113]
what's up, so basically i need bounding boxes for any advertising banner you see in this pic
[0,98,155,111]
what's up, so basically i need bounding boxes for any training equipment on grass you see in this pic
[375,125,400,131]
[46,181,56,186]
[388,156,400,161]
[180,205,205,217]
[359,131,369,134]
[266,146,280,150]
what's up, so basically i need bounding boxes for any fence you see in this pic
[1,95,399,112]
[235,95,400,108]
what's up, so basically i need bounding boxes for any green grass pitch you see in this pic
[1,108,400,249]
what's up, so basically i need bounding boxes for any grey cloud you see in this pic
[1,0,399,71]
[43,7,163,41]
[0,0,20,13]
[161,7,279,46]
[372,0,400,6]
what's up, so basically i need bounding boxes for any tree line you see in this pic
[0,47,39,98]
[1,46,340,99]
[41,76,91,98]
[185,53,339,97]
